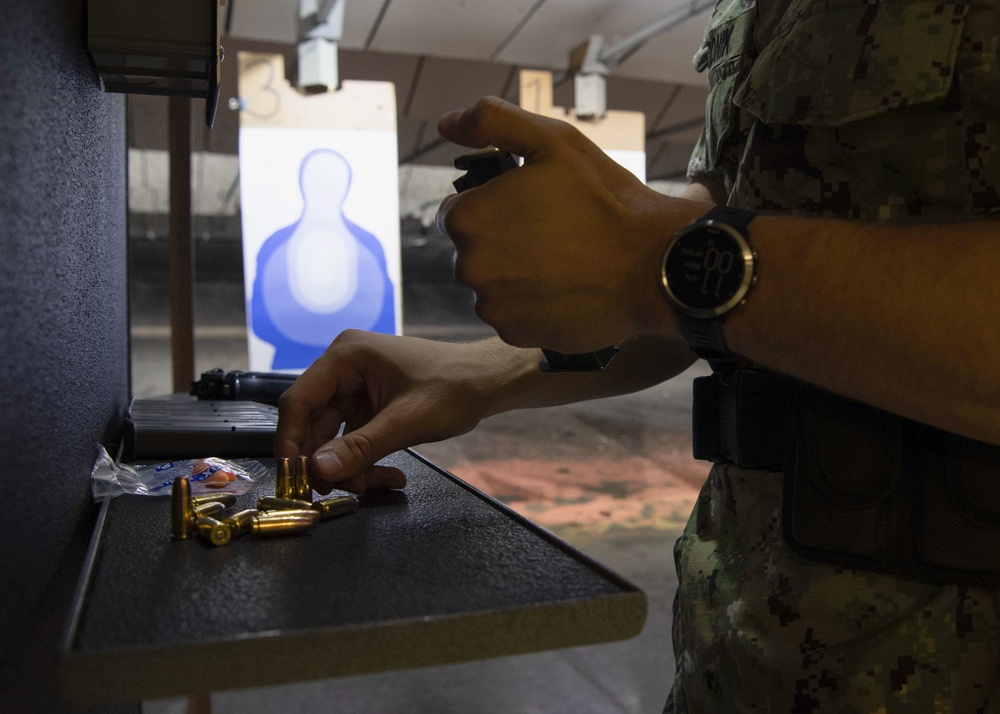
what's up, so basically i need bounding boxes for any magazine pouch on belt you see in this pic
[783,381,1000,587]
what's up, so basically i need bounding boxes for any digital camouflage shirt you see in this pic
[669,0,1000,711]
[690,0,1000,221]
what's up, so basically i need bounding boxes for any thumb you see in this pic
[438,96,556,161]
[310,412,409,491]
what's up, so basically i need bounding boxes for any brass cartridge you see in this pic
[171,476,193,540]
[295,455,313,503]
[312,495,359,521]
[194,516,232,547]
[258,508,319,523]
[256,496,313,512]
[275,457,293,499]
[251,513,316,538]
[221,508,260,538]
[192,501,226,519]
[191,493,237,509]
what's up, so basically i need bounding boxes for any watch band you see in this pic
[701,204,754,234]
[675,311,730,357]
[672,205,755,361]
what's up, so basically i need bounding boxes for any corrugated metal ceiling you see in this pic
[220,0,711,179]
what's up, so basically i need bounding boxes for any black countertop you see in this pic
[58,450,646,705]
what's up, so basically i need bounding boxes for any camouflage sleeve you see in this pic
[686,128,724,184]
[685,0,757,185]
[686,29,719,183]
[725,0,999,220]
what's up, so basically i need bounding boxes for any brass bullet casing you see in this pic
[194,516,232,547]
[251,513,316,538]
[256,496,313,512]
[275,457,293,500]
[295,455,313,503]
[312,495,359,521]
[191,493,237,509]
[221,509,260,538]
[171,476,194,540]
[259,508,320,523]
[192,501,226,519]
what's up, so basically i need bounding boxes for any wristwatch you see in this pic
[660,205,757,360]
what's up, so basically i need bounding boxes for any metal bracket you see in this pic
[297,0,345,93]
[568,0,715,120]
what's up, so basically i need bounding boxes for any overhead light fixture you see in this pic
[297,0,344,94]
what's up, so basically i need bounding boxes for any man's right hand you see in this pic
[274,330,521,495]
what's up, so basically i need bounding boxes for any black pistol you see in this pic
[451,148,619,372]
[190,368,298,406]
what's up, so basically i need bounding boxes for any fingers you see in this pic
[276,332,488,495]
[311,464,407,496]
[437,96,562,161]
[274,387,323,460]
[279,384,407,494]
[274,335,361,463]
[435,193,458,237]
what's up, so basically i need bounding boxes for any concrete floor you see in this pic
[134,279,709,714]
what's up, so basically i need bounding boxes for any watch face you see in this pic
[661,222,754,318]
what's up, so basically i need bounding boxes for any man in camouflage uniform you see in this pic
[668,0,999,710]
[273,0,1000,711]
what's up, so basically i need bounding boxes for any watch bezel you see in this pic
[660,219,756,320]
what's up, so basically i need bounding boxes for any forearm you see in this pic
[697,215,1000,444]
[478,333,697,418]
[474,180,706,418]
[633,179,1000,443]
[436,98,1000,443]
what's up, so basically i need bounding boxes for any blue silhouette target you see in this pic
[250,148,396,370]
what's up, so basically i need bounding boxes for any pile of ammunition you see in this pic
[171,456,358,545]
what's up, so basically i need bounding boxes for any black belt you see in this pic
[691,368,1000,587]
[691,369,793,471]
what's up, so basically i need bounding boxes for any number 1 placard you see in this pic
[518,70,646,182]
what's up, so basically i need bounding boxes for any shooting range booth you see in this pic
[1,2,647,711]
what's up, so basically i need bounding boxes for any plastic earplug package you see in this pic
[91,444,265,500]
